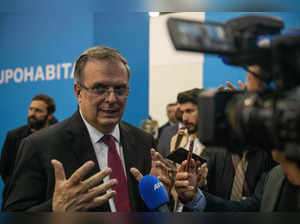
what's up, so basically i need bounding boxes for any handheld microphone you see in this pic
[138,175,170,212]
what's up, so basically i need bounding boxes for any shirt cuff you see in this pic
[185,188,207,212]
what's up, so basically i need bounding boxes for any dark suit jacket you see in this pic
[203,172,266,212]
[157,124,179,158]
[203,165,288,212]
[3,111,155,211]
[0,125,32,184]
[158,122,171,139]
[202,147,276,200]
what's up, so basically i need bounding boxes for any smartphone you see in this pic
[166,147,207,165]
[167,17,237,55]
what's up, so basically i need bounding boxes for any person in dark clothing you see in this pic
[200,65,276,201]
[158,103,178,139]
[157,107,183,158]
[202,147,276,201]
[0,94,57,184]
[175,148,300,212]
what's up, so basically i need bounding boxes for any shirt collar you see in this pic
[79,110,120,144]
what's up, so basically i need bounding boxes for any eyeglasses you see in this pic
[80,83,130,99]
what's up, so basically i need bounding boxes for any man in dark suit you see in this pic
[0,94,57,184]
[203,147,275,201]
[3,46,156,212]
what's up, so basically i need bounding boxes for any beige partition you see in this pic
[149,12,205,126]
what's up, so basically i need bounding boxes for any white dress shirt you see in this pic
[80,111,127,212]
[185,136,205,156]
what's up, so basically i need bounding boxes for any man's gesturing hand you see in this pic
[51,160,117,211]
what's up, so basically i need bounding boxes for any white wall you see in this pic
[149,12,205,126]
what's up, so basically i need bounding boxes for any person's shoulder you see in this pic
[269,165,284,176]
[164,123,178,132]
[7,125,30,137]
[159,122,170,131]
[262,165,285,195]
[26,115,74,143]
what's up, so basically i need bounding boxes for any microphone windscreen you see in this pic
[138,175,169,210]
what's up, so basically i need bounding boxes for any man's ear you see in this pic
[74,83,81,100]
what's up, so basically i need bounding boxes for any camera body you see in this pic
[167,15,300,158]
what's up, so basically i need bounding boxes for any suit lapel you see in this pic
[261,166,285,211]
[64,111,112,211]
[65,111,100,177]
[119,122,139,211]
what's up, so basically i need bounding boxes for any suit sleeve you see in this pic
[0,132,16,183]
[201,148,216,194]
[156,129,172,158]
[2,137,53,211]
[203,172,266,212]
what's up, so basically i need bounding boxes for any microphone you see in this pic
[138,175,170,212]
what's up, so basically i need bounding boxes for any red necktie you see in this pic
[101,135,132,212]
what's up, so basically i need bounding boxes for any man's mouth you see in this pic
[100,108,119,114]
[185,123,193,128]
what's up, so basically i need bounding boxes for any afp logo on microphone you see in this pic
[153,181,163,191]
[138,175,169,210]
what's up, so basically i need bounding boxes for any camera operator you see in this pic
[173,46,300,212]
[201,66,276,203]
[167,13,300,212]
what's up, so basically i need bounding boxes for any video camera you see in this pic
[167,14,300,162]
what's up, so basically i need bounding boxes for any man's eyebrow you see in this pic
[91,83,106,88]
[91,83,128,88]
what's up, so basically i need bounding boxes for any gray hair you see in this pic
[73,46,131,84]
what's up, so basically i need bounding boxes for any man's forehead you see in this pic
[179,102,197,109]
[167,105,177,110]
[30,100,48,109]
[83,60,129,83]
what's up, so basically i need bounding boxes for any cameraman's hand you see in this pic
[175,159,198,203]
[218,81,246,91]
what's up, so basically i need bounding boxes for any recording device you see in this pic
[167,147,207,164]
[138,175,170,212]
[168,19,237,54]
[167,130,207,165]
[167,15,300,161]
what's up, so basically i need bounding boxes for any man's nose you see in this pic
[105,89,117,102]
[28,110,35,117]
[182,113,188,122]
